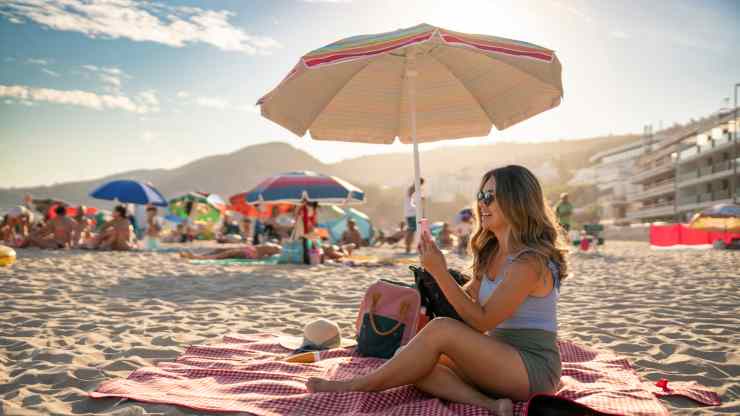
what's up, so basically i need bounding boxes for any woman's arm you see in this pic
[419,234,541,333]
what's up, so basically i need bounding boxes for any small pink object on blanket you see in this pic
[90,334,721,416]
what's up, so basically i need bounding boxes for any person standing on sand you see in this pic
[24,205,78,249]
[404,178,426,254]
[307,165,568,416]
[553,193,573,234]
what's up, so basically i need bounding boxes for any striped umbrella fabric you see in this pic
[257,23,562,230]
[257,23,562,143]
[244,171,365,205]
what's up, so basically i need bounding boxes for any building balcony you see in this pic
[677,158,739,189]
[625,203,675,220]
[626,179,675,202]
[677,133,737,164]
[631,162,675,184]
[676,190,735,213]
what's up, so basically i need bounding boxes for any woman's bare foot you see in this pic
[306,377,357,393]
[485,398,513,416]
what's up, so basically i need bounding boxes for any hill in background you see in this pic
[1,134,638,229]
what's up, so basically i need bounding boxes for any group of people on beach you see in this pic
[0,202,152,251]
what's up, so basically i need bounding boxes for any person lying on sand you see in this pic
[374,221,406,246]
[23,205,78,249]
[179,242,282,260]
[307,165,569,416]
[87,205,133,251]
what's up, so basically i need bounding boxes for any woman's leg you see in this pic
[187,248,244,260]
[414,364,513,415]
[307,318,530,401]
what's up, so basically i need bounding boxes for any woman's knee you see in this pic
[422,317,462,338]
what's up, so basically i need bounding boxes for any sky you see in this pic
[1,0,738,188]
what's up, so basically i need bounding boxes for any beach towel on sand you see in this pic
[90,333,719,416]
[189,255,280,265]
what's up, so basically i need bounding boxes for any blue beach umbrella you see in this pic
[90,180,168,207]
[245,171,364,205]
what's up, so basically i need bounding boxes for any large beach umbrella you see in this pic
[257,23,563,229]
[90,180,167,207]
[245,171,365,205]
[689,204,740,232]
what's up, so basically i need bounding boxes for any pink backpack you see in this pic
[355,280,421,357]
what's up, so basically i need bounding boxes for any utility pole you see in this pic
[734,83,739,203]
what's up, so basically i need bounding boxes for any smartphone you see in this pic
[419,218,431,239]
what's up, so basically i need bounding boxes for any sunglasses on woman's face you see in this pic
[476,190,496,206]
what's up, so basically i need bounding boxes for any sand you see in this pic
[0,241,738,415]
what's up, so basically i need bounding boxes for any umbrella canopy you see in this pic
[169,192,221,223]
[90,180,168,207]
[245,171,365,205]
[227,194,294,218]
[689,204,740,232]
[257,23,562,228]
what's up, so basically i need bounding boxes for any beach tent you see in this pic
[169,192,222,223]
[257,23,562,234]
[324,207,374,244]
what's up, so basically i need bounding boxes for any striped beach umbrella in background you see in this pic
[244,171,365,205]
[90,180,168,207]
[257,23,563,230]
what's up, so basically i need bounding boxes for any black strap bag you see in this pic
[410,265,470,321]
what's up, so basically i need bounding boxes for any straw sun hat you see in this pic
[278,318,353,352]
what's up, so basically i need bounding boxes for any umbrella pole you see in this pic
[407,52,423,240]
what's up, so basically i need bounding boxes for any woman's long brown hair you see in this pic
[470,165,569,282]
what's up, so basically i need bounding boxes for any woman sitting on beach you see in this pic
[307,165,569,415]
[87,205,133,251]
[24,205,78,249]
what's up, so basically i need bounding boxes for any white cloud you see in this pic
[0,84,158,113]
[137,89,159,110]
[176,90,190,98]
[302,0,352,2]
[196,96,229,110]
[1,0,281,55]
[81,64,131,92]
[27,57,49,65]
[4,57,16,62]
[42,68,60,77]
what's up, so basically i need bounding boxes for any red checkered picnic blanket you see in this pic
[90,333,720,415]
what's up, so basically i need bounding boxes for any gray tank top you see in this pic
[478,248,560,333]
